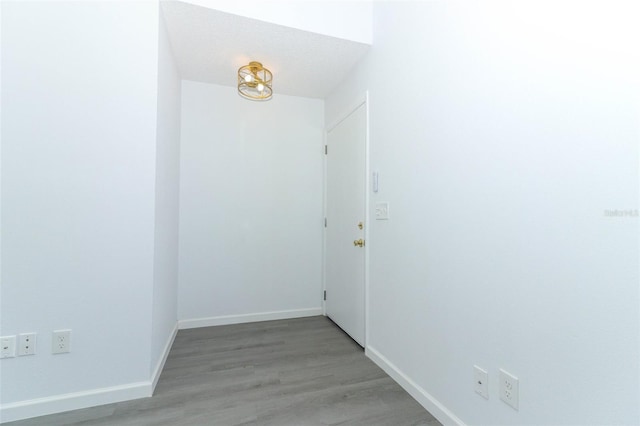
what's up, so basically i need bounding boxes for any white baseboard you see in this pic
[366,346,465,426]
[0,382,151,424]
[151,322,178,393]
[1,312,323,424]
[0,322,180,424]
[178,307,323,329]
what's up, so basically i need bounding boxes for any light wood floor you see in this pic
[6,316,440,426]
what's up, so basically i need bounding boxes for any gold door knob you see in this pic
[353,239,365,247]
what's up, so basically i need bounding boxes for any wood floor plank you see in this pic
[5,316,440,426]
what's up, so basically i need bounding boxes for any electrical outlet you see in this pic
[473,365,489,399]
[375,202,389,220]
[18,333,37,356]
[1,336,17,358]
[52,330,71,354]
[499,368,519,410]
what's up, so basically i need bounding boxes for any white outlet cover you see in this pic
[52,329,71,354]
[18,333,37,356]
[375,202,389,220]
[499,368,519,410]
[1,336,16,358]
[473,365,489,399]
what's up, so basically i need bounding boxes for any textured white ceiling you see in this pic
[160,1,371,99]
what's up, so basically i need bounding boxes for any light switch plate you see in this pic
[375,203,389,220]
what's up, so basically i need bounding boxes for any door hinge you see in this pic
[324,217,327,227]
[323,290,326,301]
[324,145,328,155]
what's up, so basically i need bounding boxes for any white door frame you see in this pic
[322,91,370,347]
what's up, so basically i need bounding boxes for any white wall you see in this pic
[178,81,324,326]
[182,0,372,44]
[0,0,4,411]
[1,1,160,421]
[327,1,639,425]
[150,5,181,378]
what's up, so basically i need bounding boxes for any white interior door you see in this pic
[325,102,366,347]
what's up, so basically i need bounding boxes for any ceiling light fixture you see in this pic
[237,61,273,101]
